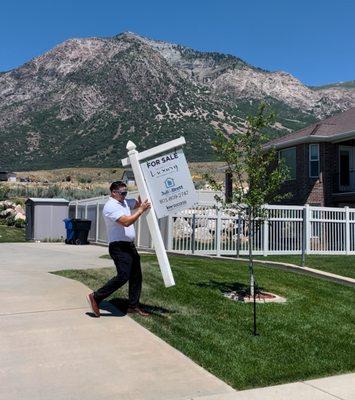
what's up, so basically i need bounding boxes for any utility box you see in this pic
[25,198,69,241]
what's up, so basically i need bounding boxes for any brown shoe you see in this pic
[86,293,100,317]
[127,306,150,317]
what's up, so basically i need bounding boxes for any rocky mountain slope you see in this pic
[137,33,355,117]
[0,32,354,170]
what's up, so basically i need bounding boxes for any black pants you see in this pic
[93,241,142,307]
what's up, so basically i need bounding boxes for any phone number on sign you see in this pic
[159,190,189,204]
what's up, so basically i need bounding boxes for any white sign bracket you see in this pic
[122,137,186,167]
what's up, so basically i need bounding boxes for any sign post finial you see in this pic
[126,141,136,152]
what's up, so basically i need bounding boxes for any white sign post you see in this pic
[121,138,186,287]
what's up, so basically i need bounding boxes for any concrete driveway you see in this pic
[0,243,236,400]
[0,242,354,400]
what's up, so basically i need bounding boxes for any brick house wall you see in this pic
[266,107,355,207]
[277,143,337,207]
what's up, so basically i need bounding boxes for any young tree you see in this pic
[209,103,290,297]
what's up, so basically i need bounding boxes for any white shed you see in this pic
[25,198,69,241]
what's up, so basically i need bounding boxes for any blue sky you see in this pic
[1,0,354,86]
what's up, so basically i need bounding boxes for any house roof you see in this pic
[265,107,355,149]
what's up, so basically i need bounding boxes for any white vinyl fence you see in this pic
[170,205,355,256]
[69,193,355,256]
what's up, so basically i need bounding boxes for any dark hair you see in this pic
[110,181,127,192]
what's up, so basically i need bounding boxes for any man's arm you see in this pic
[118,199,151,227]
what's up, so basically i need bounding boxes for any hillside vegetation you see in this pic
[1,163,225,201]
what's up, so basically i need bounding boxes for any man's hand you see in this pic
[118,199,151,227]
[138,199,151,214]
[135,196,142,208]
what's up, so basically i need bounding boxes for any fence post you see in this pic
[191,213,196,254]
[305,204,311,254]
[345,206,350,255]
[216,209,221,257]
[85,204,88,219]
[75,200,78,218]
[96,202,99,243]
[236,212,241,258]
[167,215,173,252]
[301,207,306,266]
[263,219,269,257]
[263,206,269,257]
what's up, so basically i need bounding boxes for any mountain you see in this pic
[0,32,354,170]
[310,80,355,90]
[138,34,355,117]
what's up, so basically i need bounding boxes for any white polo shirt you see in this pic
[103,197,137,243]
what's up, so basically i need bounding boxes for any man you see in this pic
[87,181,151,317]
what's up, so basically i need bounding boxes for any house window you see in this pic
[279,147,296,180]
[309,144,320,178]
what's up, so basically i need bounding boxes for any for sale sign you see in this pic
[140,148,197,219]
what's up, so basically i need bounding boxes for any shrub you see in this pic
[77,177,92,184]
[6,215,16,227]
[0,184,10,201]
[14,219,26,228]
[11,198,25,207]
[6,183,107,201]
[46,184,61,198]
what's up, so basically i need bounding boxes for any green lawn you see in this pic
[0,224,26,242]
[54,254,355,390]
[252,255,355,279]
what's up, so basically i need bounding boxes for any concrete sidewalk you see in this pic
[0,243,353,400]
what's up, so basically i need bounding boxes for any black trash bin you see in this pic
[71,219,92,245]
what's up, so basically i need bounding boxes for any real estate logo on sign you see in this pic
[141,148,197,219]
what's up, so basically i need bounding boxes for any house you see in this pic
[265,107,355,207]
[0,172,17,182]
[121,169,136,187]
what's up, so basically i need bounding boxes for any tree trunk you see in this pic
[248,210,255,297]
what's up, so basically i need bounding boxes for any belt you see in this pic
[110,241,135,247]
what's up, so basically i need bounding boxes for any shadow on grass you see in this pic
[195,280,266,296]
